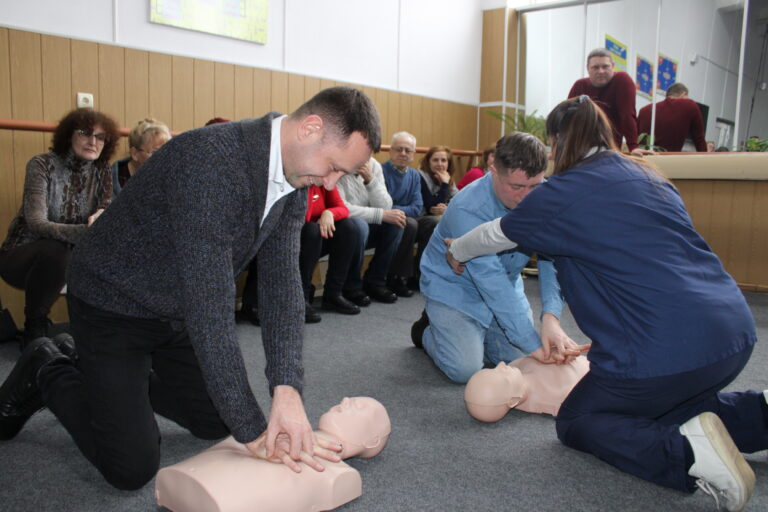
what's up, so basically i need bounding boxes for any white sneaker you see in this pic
[679,412,755,512]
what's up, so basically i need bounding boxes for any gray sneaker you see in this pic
[679,412,755,512]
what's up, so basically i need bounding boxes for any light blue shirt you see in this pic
[420,173,563,354]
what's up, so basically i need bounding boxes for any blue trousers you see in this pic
[345,218,404,289]
[556,345,766,492]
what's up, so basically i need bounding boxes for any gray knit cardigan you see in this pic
[68,113,308,443]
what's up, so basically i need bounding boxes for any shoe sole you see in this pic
[699,412,755,512]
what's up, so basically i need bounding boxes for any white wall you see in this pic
[524,0,752,143]
[0,0,483,106]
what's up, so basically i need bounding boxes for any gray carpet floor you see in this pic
[1,278,766,511]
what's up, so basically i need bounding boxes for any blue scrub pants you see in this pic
[556,345,766,492]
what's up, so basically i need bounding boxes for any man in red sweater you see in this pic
[568,48,652,156]
[637,83,708,152]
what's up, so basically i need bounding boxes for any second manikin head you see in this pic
[318,397,392,458]
[464,363,527,422]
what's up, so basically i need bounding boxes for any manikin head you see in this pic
[318,397,391,458]
[464,363,527,422]
[586,48,615,88]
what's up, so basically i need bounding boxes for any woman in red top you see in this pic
[299,185,363,322]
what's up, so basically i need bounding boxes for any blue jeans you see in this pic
[345,218,404,290]
[556,345,765,492]
[422,298,527,383]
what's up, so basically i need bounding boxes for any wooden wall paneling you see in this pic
[148,53,173,128]
[320,78,335,90]
[70,39,99,111]
[213,62,235,121]
[481,9,504,103]
[124,49,150,135]
[479,105,502,151]
[746,182,768,287]
[41,35,72,122]
[270,71,289,114]
[461,104,477,152]
[192,59,215,128]
[9,30,45,202]
[0,28,17,244]
[386,91,400,141]
[506,10,519,105]
[410,95,423,145]
[374,88,389,145]
[432,99,448,146]
[305,76,321,102]
[171,56,194,132]
[252,68,271,116]
[287,73,305,113]
[398,93,412,137]
[98,44,126,156]
[725,182,755,283]
[233,65,254,121]
[676,181,714,244]
[518,12,527,107]
[706,182,735,271]
[421,97,434,148]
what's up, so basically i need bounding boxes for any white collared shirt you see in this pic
[262,115,296,225]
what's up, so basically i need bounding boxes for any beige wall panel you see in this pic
[253,68,271,116]
[432,99,448,147]
[41,35,72,122]
[518,13,527,107]
[374,88,389,144]
[214,62,235,121]
[461,104,477,151]
[287,73,305,112]
[305,76,321,102]
[398,93,412,137]
[746,182,768,286]
[0,29,17,239]
[149,53,173,127]
[387,91,400,141]
[171,56,194,132]
[124,49,150,130]
[193,59,215,128]
[479,105,502,151]
[481,9,504,103]
[675,181,714,244]
[320,79,335,90]
[706,182,735,271]
[506,10,521,105]
[234,65,254,121]
[724,182,755,281]
[270,71,289,114]
[98,44,125,159]
[70,39,99,111]
[421,97,434,148]
[409,95,423,145]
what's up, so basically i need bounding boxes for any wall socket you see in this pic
[76,92,94,108]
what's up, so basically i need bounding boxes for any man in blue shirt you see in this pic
[413,132,577,383]
[381,131,422,298]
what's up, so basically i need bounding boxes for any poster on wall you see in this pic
[605,34,627,72]
[150,0,269,44]
[657,54,678,94]
[635,55,653,99]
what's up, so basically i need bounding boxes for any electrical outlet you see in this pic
[76,92,94,108]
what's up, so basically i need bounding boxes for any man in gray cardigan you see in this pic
[0,87,381,490]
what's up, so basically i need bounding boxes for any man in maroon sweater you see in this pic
[568,48,652,156]
[637,83,708,152]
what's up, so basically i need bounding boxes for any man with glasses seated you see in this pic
[381,131,421,300]
[110,118,171,198]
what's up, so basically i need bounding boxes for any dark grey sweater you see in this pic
[68,114,308,443]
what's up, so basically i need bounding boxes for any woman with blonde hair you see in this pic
[111,118,171,197]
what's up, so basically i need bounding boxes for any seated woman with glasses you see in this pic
[111,118,171,198]
[0,108,119,346]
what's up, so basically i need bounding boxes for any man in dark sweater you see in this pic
[568,48,652,156]
[637,82,708,152]
[0,87,381,490]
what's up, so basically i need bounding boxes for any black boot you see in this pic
[304,285,321,324]
[410,310,429,349]
[21,317,51,351]
[51,332,77,363]
[0,337,68,440]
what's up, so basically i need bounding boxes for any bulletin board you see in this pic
[150,0,269,44]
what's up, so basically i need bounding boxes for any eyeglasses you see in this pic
[392,146,415,154]
[76,129,108,143]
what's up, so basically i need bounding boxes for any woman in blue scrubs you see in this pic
[447,96,764,512]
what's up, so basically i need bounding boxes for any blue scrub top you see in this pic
[499,151,756,379]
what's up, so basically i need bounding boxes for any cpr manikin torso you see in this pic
[155,397,391,512]
[464,356,589,421]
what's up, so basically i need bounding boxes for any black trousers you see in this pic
[389,215,438,279]
[299,218,360,296]
[0,239,69,321]
[39,295,228,490]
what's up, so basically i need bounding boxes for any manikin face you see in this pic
[71,124,107,161]
[587,56,615,87]
[284,117,372,191]
[318,397,391,458]
[491,167,544,209]
[429,151,450,176]
[131,134,169,166]
[464,363,526,422]
[389,135,416,169]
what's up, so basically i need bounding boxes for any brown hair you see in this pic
[482,145,495,168]
[420,145,455,184]
[51,108,120,167]
[546,96,667,181]
[494,132,547,178]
